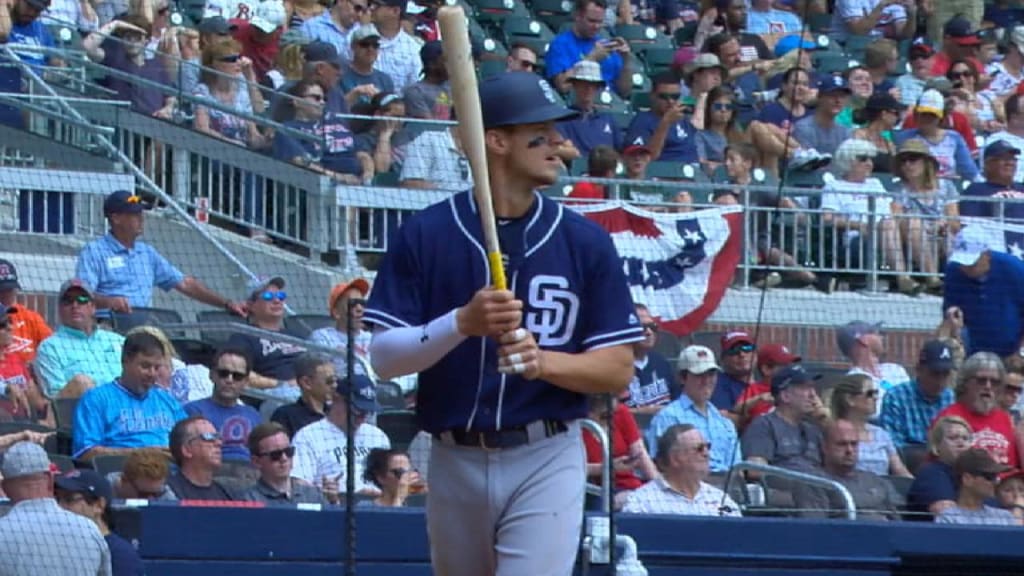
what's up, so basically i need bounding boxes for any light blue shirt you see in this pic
[72,380,187,459]
[646,394,741,473]
[746,8,803,34]
[300,13,355,64]
[34,326,124,397]
[75,233,185,315]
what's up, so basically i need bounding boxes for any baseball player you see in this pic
[365,71,645,576]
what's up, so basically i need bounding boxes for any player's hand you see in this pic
[108,297,132,313]
[497,328,544,380]
[456,288,523,337]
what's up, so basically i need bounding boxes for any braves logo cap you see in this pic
[479,72,579,129]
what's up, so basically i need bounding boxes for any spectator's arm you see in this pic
[889,449,913,478]
[175,276,244,315]
[647,112,679,161]
[371,128,395,173]
[928,499,956,515]
[612,42,633,98]
[0,0,11,43]
[630,438,659,481]
[952,133,980,181]
[357,151,374,183]
[401,179,436,189]
[247,371,293,390]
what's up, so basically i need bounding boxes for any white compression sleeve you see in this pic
[369,308,468,381]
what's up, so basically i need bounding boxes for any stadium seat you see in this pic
[813,53,857,75]
[471,0,529,25]
[376,381,406,411]
[807,13,832,33]
[48,453,75,473]
[52,397,78,433]
[196,310,246,347]
[216,460,259,484]
[376,410,420,452]
[886,475,913,501]
[503,16,555,41]
[899,444,930,475]
[479,58,507,79]
[569,157,587,176]
[843,35,873,60]
[673,21,698,46]
[170,337,216,367]
[616,24,673,54]
[594,89,631,114]
[110,307,185,336]
[92,454,128,477]
[285,314,333,339]
[529,0,573,30]
[642,47,676,76]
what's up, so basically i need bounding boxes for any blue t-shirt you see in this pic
[959,181,1024,222]
[72,380,187,459]
[746,8,803,34]
[556,108,622,158]
[0,20,53,128]
[546,31,624,90]
[756,100,809,132]
[272,115,362,176]
[944,251,1024,357]
[184,398,261,461]
[906,460,956,519]
[624,111,699,163]
[364,191,645,433]
[106,533,144,576]
[7,20,54,68]
[712,372,749,412]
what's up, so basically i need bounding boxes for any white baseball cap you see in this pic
[677,345,721,375]
[569,60,603,84]
[251,1,286,34]
[949,225,995,266]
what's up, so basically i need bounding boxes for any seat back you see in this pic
[285,315,334,339]
[92,454,129,477]
[196,310,246,347]
[111,307,185,337]
[375,381,406,411]
[375,411,421,452]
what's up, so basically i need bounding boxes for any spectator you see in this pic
[931,15,982,77]
[82,15,175,118]
[262,28,309,92]
[837,321,912,414]
[646,345,740,472]
[988,27,1024,99]
[179,16,236,95]
[896,43,935,107]
[55,469,143,576]
[505,43,538,73]
[693,0,772,64]
[742,364,827,475]
[622,304,677,413]
[624,72,699,163]
[837,66,874,128]
[999,373,1023,425]
[230,0,285,82]
[72,331,186,461]
[704,32,762,99]
[943,226,1024,358]
[340,24,394,105]
[880,340,956,449]
[584,395,658,508]
[851,92,902,172]
[567,145,618,200]
[270,353,334,437]
[696,85,744,172]
[831,374,912,477]
[947,59,1000,135]
[352,91,407,174]
[35,279,124,399]
[622,144,652,180]
[370,0,421,92]
[246,421,326,504]
[299,0,366,64]
[995,469,1024,522]
[711,331,756,422]
[981,94,1024,184]
[894,89,978,181]
[792,75,853,157]
[960,141,1024,222]
[556,60,622,159]
[936,352,1020,467]
[166,415,239,500]
[935,448,1019,525]
[276,40,348,117]
[681,53,725,129]
[863,39,900,97]
[0,308,47,421]
[111,447,176,500]
[0,442,111,576]
[734,343,800,426]
[622,423,741,516]
[184,348,260,461]
[272,80,374,184]
[292,375,390,497]
[745,0,802,37]
[403,40,450,120]
[765,35,819,92]
[193,39,268,148]
[748,67,811,174]
[126,325,213,405]
[832,0,911,42]
[793,419,905,520]
[0,0,63,69]
[547,0,632,97]
[309,279,372,378]
[906,415,972,519]
[76,190,245,318]
[360,447,425,507]
[0,259,51,364]
[400,116,473,191]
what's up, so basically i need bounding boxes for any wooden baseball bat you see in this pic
[438,5,507,291]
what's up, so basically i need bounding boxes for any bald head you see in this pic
[822,419,859,474]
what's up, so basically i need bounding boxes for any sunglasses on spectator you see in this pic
[517,59,536,70]
[60,294,91,305]
[128,480,166,499]
[975,471,999,482]
[725,344,755,355]
[711,102,734,111]
[358,41,380,49]
[219,54,241,63]
[861,389,879,398]
[909,53,930,61]
[900,155,924,164]
[641,322,658,332]
[692,442,711,453]
[260,290,287,302]
[260,446,296,461]
[215,368,247,381]
[348,297,367,308]
[656,93,681,101]
[390,467,408,478]
[189,432,221,444]
[303,93,325,101]
[855,155,873,163]
[1005,385,1023,394]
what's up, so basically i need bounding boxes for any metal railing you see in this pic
[725,461,858,521]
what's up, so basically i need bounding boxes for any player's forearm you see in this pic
[369,309,467,380]
[539,344,633,394]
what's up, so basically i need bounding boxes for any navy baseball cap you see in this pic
[480,72,578,129]
[336,375,381,413]
[197,16,235,35]
[817,75,851,95]
[770,364,821,395]
[944,15,980,46]
[55,469,113,502]
[985,140,1020,159]
[103,190,150,216]
[836,320,882,357]
[919,339,955,372]
[304,41,342,67]
[421,40,443,66]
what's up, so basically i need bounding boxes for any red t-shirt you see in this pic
[230,21,279,82]
[930,53,984,77]
[583,403,644,491]
[935,402,1019,468]
[568,182,606,200]
[901,111,978,152]
[0,353,32,419]
[735,380,773,420]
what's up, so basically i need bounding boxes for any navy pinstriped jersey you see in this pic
[365,191,645,434]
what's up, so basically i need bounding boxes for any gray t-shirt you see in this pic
[246,478,327,505]
[741,411,823,472]
[935,505,1018,526]
[0,498,112,576]
[792,115,852,157]
[793,469,905,520]
[695,130,728,164]
[340,64,396,106]
[402,80,452,120]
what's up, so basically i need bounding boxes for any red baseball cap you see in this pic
[757,343,801,368]
[721,331,754,351]
[998,468,1024,485]
[328,278,370,313]
[623,144,651,156]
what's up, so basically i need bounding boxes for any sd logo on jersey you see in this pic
[525,275,579,346]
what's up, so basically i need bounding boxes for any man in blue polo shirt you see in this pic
[556,60,622,159]
[0,0,62,127]
[546,0,633,97]
[624,72,699,164]
[944,225,1024,358]
[960,140,1024,223]
[72,331,187,461]
[75,190,245,318]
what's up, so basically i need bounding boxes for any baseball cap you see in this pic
[998,468,1024,485]
[909,42,935,59]
[943,15,980,46]
[336,374,381,413]
[721,330,754,351]
[770,364,821,395]
[896,138,935,163]
[246,275,285,300]
[671,46,697,70]
[569,60,604,84]
[420,40,443,66]
[1011,26,1024,51]
[351,24,381,44]
[984,139,1020,159]
[303,41,342,67]
[836,321,882,357]
[914,89,945,119]
[622,144,651,156]
[251,1,286,33]
[677,345,721,374]
[377,0,406,6]
[54,469,113,502]
[948,225,995,266]
[103,190,150,216]
[0,441,54,479]
[59,278,93,299]
[955,448,1011,478]
[327,278,370,313]
[918,339,955,372]
[479,72,578,129]
[864,92,902,113]
[685,53,726,79]
[774,34,816,59]
[817,75,851,95]
[24,0,49,9]
[757,343,801,368]
[196,16,235,35]
[0,259,19,291]
[406,0,427,14]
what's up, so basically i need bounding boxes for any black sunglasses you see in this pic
[855,155,873,162]
[725,344,755,355]
[215,368,247,381]
[60,294,91,305]
[219,54,241,63]
[358,41,381,49]
[711,102,734,111]
[656,93,681,101]
[260,446,296,461]
[189,432,220,443]
[862,389,879,398]
[642,322,658,332]
[348,297,367,307]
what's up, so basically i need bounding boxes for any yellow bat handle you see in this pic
[488,251,507,290]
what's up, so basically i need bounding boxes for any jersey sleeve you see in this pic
[364,219,425,329]
[578,228,645,351]
[71,388,104,458]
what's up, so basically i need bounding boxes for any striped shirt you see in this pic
[292,418,390,493]
[879,381,955,448]
[623,477,741,517]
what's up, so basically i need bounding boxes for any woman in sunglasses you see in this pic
[360,448,424,507]
[696,86,746,175]
[831,374,912,478]
[946,58,1002,135]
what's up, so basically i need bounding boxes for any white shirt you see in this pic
[981,131,1024,183]
[376,30,423,93]
[986,62,1023,99]
[400,129,474,192]
[622,477,742,517]
[43,0,97,31]
[292,418,391,493]
[820,178,891,244]
[832,0,906,41]
[848,363,910,418]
